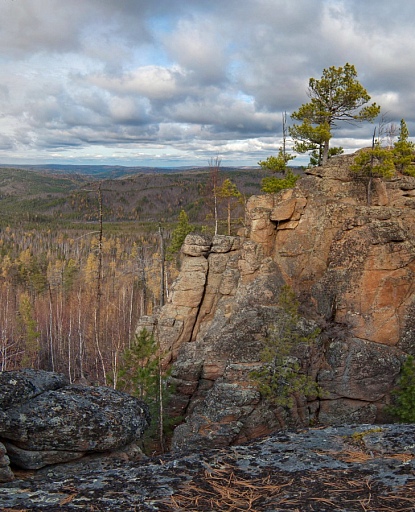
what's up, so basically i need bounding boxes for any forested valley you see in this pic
[0,165,267,385]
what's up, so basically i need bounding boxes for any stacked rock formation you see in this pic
[139,153,415,451]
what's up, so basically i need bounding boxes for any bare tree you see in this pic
[208,156,222,235]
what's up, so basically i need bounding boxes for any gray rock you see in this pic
[181,233,212,256]
[318,337,402,402]
[0,424,414,510]
[0,369,69,410]
[0,442,13,483]
[3,441,85,470]
[0,370,150,470]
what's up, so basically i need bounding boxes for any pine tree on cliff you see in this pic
[250,286,323,426]
[393,119,415,175]
[351,128,395,206]
[166,210,194,260]
[290,63,380,165]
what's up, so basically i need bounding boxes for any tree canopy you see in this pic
[258,148,296,174]
[290,63,380,165]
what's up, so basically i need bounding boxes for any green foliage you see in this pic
[18,292,40,367]
[309,146,344,168]
[351,143,395,206]
[261,169,300,194]
[258,148,296,174]
[393,119,415,175]
[388,355,415,422]
[250,286,323,410]
[291,120,331,166]
[217,178,241,200]
[351,145,396,180]
[290,63,380,165]
[115,328,159,400]
[113,328,175,453]
[166,209,194,259]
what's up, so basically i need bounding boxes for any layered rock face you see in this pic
[144,154,415,451]
[0,369,150,478]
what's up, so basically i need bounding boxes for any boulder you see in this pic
[181,234,211,256]
[0,370,150,470]
[0,368,69,410]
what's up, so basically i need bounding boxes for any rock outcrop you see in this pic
[142,154,415,451]
[1,424,414,511]
[0,369,150,477]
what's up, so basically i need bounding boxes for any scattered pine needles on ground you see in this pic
[163,462,415,511]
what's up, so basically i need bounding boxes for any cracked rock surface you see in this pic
[1,424,414,511]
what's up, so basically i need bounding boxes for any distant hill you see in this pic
[0,163,262,179]
[0,165,305,226]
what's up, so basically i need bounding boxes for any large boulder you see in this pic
[0,370,150,470]
[0,368,69,410]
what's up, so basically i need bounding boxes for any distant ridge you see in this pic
[0,163,262,179]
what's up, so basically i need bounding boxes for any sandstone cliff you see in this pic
[139,153,415,450]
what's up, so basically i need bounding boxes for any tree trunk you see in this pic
[159,225,165,307]
[322,140,330,165]
[227,199,231,235]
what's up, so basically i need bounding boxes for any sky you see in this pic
[0,0,414,167]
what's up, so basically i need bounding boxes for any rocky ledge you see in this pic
[1,424,414,511]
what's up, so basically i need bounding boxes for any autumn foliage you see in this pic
[0,225,176,385]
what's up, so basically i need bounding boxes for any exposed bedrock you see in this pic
[139,154,415,451]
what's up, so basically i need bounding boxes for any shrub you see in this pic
[250,286,323,411]
[261,169,300,194]
[388,355,415,422]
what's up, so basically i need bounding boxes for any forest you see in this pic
[0,164,268,385]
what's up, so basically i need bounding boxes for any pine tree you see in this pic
[113,328,173,452]
[261,169,300,194]
[217,179,242,235]
[388,355,415,422]
[290,63,380,165]
[250,286,322,416]
[258,148,296,174]
[166,210,194,259]
[393,119,415,175]
[351,131,395,205]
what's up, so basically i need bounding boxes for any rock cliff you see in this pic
[140,153,415,451]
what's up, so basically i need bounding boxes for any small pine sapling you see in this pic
[388,355,415,423]
[250,286,323,416]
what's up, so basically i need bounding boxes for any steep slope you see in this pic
[141,153,415,450]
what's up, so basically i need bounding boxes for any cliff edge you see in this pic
[140,153,415,450]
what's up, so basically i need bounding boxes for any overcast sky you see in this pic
[0,0,414,167]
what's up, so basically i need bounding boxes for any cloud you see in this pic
[0,0,414,166]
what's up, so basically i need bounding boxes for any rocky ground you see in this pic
[1,424,414,511]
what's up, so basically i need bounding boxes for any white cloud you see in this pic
[90,66,185,101]
[0,0,415,166]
